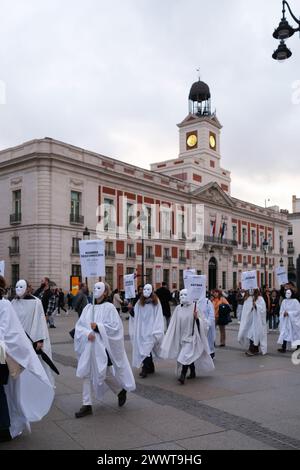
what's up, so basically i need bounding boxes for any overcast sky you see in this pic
[0,0,299,211]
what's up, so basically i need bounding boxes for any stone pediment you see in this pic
[191,182,234,207]
[177,113,222,129]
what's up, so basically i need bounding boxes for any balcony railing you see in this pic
[9,247,20,256]
[204,236,238,247]
[251,244,257,250]
[163,255,171,262]
[252,262,257,267]
[242,242,248,249]
[70,214,84,225]
[179,257,187,263]
[243,262,248,267]
[10,213,22,224]
[71,248,80,256]
[127,252,136,259]
[146,254,155,261]
[233,261,238,267]
[287,247,295,254]
[105,250,115,257]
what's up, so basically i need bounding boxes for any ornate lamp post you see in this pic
[272,1,300,61]
[83,226,90,288]
[262,239,269,288]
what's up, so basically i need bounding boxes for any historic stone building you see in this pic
[0,80,289,292]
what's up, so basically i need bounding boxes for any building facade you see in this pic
[0,81,289,292]
[287,195,300,284]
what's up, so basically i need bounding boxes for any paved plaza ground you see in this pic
[1,311,300,450]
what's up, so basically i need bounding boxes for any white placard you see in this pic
[241,270,258,290]
[275,267,288,286]
[124,273,136,299]
[0,260,5,277]
[79,240,105,278]
[183,268,196,288]
[185,275,206,302]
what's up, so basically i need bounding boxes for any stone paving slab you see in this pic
[176,430,275,450]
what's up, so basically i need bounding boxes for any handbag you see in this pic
[218,303,232,326]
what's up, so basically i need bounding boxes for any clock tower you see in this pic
[151,79,231,194]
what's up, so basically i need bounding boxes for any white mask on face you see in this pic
[143,284,153,298]
[94,282,105,300]
[179,289,189,305]
[285,289,292,300]
[16,280,27,298]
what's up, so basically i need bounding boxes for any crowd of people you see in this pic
[1,273,300,443]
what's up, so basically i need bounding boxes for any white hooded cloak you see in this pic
[74,301,135,400]
[130,299,164,368]
[11,296,54,385]
[197,298,216,354]
[277,298,300,348]
[0,299,54,438]
[161,303,215,375]
[238,296,267,355]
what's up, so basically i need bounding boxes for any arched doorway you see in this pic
[209,257,217,291]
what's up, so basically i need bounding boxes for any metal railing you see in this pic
[9,247,20,256]
[204,236,238,247]
[70,214,84,225]
[10,213,22,224]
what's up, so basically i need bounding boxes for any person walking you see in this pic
[212,290,231,347]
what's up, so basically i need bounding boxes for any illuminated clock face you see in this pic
[187,134,197,148]
[209,134,216,149]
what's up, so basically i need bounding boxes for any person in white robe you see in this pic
[238,289,267,356]
[161,289,215,385]
[11,280,55,386]
[277,289,300,353]
[197,296,216,359]
[130,284,164,378]
[0,276,54,442]
[74,282,135,418]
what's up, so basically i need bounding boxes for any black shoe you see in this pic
[210,353,215,360]
[139,369,147,378]
[178,373,185,385]
[75,405,93,418]
[277,348,286,353]
[187,371,196,379]
[0,429,12,443]
[118,389,127,407]
[50,325,56,329]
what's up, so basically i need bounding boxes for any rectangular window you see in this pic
[261,272,264,287]
[161,209,171,239]
[11,264,19,287]
[179,270,184,289]
[72,264,81,277]
[105,241,114,256]
[288,241,294,248]
[146,268,153,285]
[127,203,135,234]
[146,246,153,259]
[105,266,113,288]
[222,272,226,290]
[163,247,170,259]
[71,191,81,217]
[251,230,256,246]
[13,190,21,215]
[269,273,272,288]
[126,267,135,275]
[104,198,115,232]
[11,236,19,253]
[72,237,81,254]
[232,226,237,242]
[288,257,294,267]
[233,272,237,289]
[126,244,135,257]
[146,207,152,238]
[177,213,185,239]
[242,228,247,244]
[163,269,170,286]
[288,226,293,235]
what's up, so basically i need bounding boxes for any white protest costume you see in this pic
[0,298,54,439]
[11,280,54,386]
[74,283,135,416]
[277,290,300,350]
[197,297,216,356]
[238,293,267,355]
[130,284,164,378]
[161,289,214,384]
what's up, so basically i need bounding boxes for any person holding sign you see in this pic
[161,289,214,385]
[238,289,267,356]
[130,284,164,378]
[277,289,300,353]
[74,282,135,418]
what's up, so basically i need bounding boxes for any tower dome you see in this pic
[188,79,211,116]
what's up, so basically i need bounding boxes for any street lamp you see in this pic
[139,213,147,287]
[262,239,269,288]
[280,257,284,267]
[83,227,90,288]
[272,1,300,61]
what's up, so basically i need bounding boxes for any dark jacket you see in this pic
[33,287,52,315]
[73,291,88,317]
[156,287,172,318]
